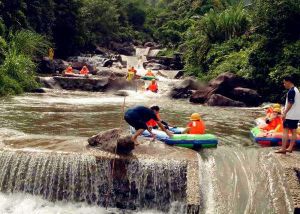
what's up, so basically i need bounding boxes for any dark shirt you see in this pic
[125,106,158,123]
[287,87,296,104]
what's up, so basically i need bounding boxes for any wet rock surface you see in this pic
[207,94,246,107]
[38,76,143,92]
[169,78,202,99]
[145,54,184,70]
[88,128,134,155]
[189,72,262,107]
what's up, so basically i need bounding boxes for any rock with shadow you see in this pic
[189,72,262,107]
[88,128,134,155]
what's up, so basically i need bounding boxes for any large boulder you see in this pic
[40,76,144,92]
[94,45,114,56]
[96,68,126,78]
[52,76,110,91]
[38,57,69,74]
[70,61,97,74]
[38,57,55,73]
[206,94,246,107]
[208,72,249,97]
[169,78,202,99]
[189,87,216,104]
[190,72,262,106]
[109,42,135,56]
[230,87,262,107]
[88,128,134,155]
[103,59,113,67]
[37,77,62,89]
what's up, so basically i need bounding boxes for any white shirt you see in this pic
[285,87,300,120]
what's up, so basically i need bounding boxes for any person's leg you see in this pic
[287,129,297,152]
[132,129,145,145]
[276,128,288,153]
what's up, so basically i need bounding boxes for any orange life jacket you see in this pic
[147,113,160,127]
[80,67,89,75]
[263,117,283,132]
[147,82,158,92]
[187,120,206,134]
[146,71,154,77]
[66,66,73,73]
[129,68,137,74]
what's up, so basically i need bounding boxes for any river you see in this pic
[0,89,295,213]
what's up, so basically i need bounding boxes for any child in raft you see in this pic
[265,103,281,118]
[145,69,155,77]
[65,65,73,74]
[80,65,89,75]
[183,113,206,134]
[262,108,283,132]
[146,79,158,93]
[146,106,170,130]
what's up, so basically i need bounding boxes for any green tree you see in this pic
[79,0,120,47]
[52,0,82,58]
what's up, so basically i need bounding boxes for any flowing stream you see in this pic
[0,88,295,213]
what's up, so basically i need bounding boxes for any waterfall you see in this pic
[0,150,187,212]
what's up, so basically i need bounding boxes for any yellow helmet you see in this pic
[190,113,201,121]
[273,108,281,113]
[273,103,281,108]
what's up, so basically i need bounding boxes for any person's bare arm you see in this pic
[157,121,173,137]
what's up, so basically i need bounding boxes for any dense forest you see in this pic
[0,0,299,101]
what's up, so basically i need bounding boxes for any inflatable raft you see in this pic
[131,127,218,149]
[250,126,300,147]
[141,76,157,80]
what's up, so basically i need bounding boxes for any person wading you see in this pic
[124,106,173,145]
[276,76,300,154]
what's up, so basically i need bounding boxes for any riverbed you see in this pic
[0,90,296,213]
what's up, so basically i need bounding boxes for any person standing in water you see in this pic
[124,106,173,145]
[276,76,300,154]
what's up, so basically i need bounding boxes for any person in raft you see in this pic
[124,106,173,145]
[146,79,158,93]
[262,108,283,133]
[146,106,170,130]
[183,113,206,134]
[145,69,155,77]
[65,65,73,74]
[80,65,89,75]
[276,76,300,154]
[265,103,281,119]
[126,66,137,81]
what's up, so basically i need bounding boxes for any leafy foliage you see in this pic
[0,30,50,96]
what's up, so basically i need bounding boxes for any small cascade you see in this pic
[0,150,187,212]
[197,148,294,213]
